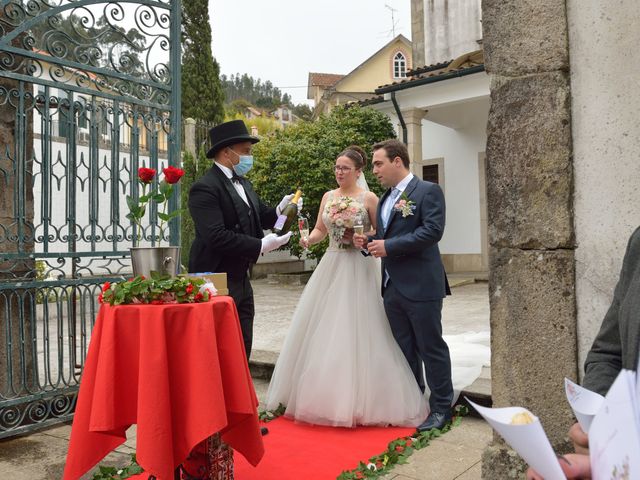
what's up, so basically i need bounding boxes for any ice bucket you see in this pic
[130,246,181,278]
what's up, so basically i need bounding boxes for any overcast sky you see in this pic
[208,0,411,106]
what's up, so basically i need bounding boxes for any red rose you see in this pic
[405,439,413,447]
[395,445,404,452]
[102,282,111,292]
[98,293,103,304]
[186,283,194,294]
[139,275,145,280]
[163,166,185,184]
[194,292,204,302]
[151,300,163,305]
[138,167,156,184]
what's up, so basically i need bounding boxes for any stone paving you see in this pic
[0,278,492,480]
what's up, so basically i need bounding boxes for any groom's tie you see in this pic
[382,187,401,230]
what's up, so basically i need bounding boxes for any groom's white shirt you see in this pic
[381,172,414,286]
[381,172,414,229]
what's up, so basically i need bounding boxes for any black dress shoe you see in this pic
[260,426,269,436]
[416,411,452,432]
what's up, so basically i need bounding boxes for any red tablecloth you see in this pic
[63,299,264,480]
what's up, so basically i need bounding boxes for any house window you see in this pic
[422,164,439,184]
[393,52,407,78]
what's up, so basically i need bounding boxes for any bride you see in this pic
[265,146,428,427]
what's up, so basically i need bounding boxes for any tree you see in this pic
[292,103,313,122]
[220,73,285,107]
[180,147,210,266]
[249,105,396,259]
[181,0,224,124]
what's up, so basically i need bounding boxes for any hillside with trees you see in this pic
[221,74,313,121]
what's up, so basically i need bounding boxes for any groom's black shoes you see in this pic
[416,411,452,432]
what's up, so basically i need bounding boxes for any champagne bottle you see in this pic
[273,190,302,236]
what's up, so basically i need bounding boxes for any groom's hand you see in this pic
[367,240,387,258]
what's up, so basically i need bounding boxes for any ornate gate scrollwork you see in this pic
[0,0,181,438]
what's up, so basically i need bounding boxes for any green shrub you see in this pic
[180,147,210,267]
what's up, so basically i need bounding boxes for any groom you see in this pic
[354,139,453,432]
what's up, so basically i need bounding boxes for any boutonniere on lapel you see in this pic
[393,193,416,218]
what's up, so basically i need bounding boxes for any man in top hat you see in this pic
[188,120,298,359]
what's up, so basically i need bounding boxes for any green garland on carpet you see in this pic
[336,404,469,480]
[258,403,286,422]
[91,453,142,479]
[90,404,469,480]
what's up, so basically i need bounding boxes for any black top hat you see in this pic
[206,120,259,158]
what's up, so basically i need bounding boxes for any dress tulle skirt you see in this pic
[265,248,428,427]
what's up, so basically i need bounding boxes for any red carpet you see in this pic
[234,417,414,479]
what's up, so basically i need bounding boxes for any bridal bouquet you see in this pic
[324,196,364,247]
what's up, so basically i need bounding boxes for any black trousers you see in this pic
[383,280,453,413]
[227,275,255,360]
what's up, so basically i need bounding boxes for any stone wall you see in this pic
[567,0,640,373]
[481,0,578,476]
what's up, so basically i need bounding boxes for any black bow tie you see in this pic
[231,172,242,183]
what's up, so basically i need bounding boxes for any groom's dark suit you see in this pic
[374,175,453,414]
[188,164,277,357]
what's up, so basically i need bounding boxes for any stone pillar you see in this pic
[403,108,426,176]
[411,0,426,67]
[183,117,197,158]
[481,1,578,477]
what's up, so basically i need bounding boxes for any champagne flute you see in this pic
[298,216,310,252]
[353,213,364,236]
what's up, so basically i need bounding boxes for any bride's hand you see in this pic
[342,228,354,244]
[299,237,310,249]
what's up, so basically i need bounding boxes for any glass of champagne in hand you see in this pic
[298,216,310,252]
[353,213,364,249]
[353,213,364,236]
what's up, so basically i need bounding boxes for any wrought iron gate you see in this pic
[0,0,181,438]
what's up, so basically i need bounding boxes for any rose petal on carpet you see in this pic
[234,417,415,479]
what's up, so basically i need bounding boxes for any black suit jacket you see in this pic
[188,165,277,280]
[583,226,640,395]
[374,176,450,301]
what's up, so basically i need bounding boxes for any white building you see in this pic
[367,0,487,273]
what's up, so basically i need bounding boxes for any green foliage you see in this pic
[221,73,289,110]
[336,405,468,479]
[180,148,210,267]
[91,454,143,479]
[258,403,287,422]
[249,105,395,259]
[224,112,281,137]
[100,273,214,306]
[181,0,224,123]
[291,103,313,122]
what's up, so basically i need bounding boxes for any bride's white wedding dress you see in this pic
[265,191,428,427]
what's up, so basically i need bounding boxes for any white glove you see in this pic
[276,193,303,215]
[260,231,293,254]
